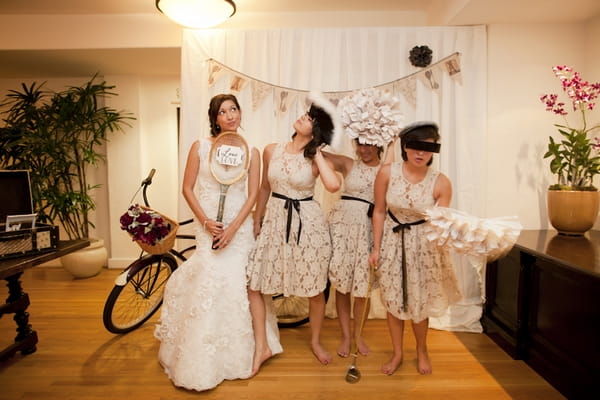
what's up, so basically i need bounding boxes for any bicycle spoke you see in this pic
[103,256,176,333]
[130,263,169,298]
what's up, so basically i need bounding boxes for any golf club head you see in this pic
[345,365,361,383]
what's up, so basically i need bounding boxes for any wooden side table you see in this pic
[0,239,89,361]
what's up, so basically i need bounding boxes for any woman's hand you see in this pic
[253,219,262,238]
[205,219,229,249]
[212,224,237,249]
[368,250,380,270]
[204,219,223,237]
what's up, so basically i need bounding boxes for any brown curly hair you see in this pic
[207,94,241,137]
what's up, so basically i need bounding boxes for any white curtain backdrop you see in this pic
[180,26,488,332]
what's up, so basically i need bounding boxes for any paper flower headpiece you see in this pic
[338,88,404,148]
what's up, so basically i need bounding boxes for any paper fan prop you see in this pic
[422,207,522,262]
[338,88,404,148]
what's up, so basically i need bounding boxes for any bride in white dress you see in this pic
[154,94,282,391]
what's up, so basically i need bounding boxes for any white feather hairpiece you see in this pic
[308,91,344,151]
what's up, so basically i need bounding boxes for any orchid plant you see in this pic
[540,65,600,191]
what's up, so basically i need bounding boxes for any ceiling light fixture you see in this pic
[155,0,236,29]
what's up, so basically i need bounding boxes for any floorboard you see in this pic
[0,267,565,399]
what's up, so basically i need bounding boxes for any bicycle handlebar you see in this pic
[141,169,156,186]
[141,169,155,207]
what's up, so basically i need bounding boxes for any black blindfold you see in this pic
[405,140,441,153]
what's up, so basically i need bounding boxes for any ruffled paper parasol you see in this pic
[422,207,522,262]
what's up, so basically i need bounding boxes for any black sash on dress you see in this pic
[341,195,374,218]
[271,192,313,244]
[387,210,427,312]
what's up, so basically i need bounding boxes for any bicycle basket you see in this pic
[121,205,179,255]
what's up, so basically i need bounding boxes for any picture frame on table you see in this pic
[5,213,37,232]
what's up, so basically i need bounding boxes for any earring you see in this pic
[215,124,221,133]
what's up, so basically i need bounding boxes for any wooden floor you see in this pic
[1,267,565,400]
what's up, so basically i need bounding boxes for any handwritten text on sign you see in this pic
[216,145,245,166]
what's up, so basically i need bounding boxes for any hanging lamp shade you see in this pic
[155,0,236,29]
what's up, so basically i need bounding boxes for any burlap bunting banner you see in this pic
[206,52,461,113]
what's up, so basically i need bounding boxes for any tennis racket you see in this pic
[208,131,250,249]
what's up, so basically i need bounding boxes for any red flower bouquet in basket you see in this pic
[119,204,178,254]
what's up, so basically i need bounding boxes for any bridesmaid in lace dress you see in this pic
[325,141,382,358]
[247,93,341,370]
[368,121,461,376]
[155,94,282,391]
[327,89,403,359]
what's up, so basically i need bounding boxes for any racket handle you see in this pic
[211,205,222,250]
[216,195,226,222]
[212,192,226,250]
[211,186,228,250]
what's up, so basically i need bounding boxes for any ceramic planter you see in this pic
[61,238,107,278]
[547,189,599,235]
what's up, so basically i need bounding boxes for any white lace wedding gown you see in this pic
[154,138,282,391]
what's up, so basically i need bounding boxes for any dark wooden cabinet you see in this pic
[483,230,600,400]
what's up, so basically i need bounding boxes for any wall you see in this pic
[0,14,180,50]
[486,22,599,230]
[0,75,179,267]
[584,15,600,80]
[1,12,599,267]
[104,75,180,268]
[0,77,111,263]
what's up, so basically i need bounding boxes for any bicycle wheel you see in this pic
[273,281,331,328]
[103,254,178,334]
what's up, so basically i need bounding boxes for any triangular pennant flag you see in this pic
[445,56,461,76]
[394,77,417,108]
[445,54,463,85]
[230,74,248,93]
[300,93,311,109]
[416,68,440,92]
[207,60,226,87]
[275,89,298,114]
[206,52,460,117]
[424,68,440,91]
[374,83,395,99]
[322,92,342,107]
[251,80,272,111]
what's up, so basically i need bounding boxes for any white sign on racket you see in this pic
[216,145,245,166]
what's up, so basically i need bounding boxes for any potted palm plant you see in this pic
[0,76,134,276]
[540,65,600,235]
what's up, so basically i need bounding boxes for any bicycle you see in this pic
[102,169,328,334]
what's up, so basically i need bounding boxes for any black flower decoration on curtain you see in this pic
[409,45,433,68]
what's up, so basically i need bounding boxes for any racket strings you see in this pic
[210,132,249,185]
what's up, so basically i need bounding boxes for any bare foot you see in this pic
[357,338,370,356]
[312,343,333,365]
[337,338,350,357]
[381,353,403,375]
[416,349,432,374]
[250,345,273,377]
